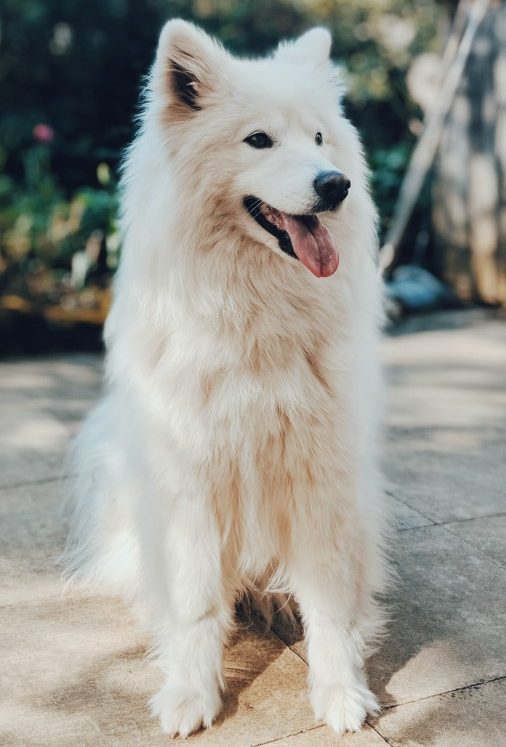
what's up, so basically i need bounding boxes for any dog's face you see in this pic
[151,21,360,277]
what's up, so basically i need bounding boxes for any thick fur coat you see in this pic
[64,20,388,738]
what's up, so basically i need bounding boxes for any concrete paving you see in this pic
[1,310,505,746]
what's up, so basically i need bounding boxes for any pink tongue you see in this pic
[280,215,339,277]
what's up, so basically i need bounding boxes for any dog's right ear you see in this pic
[153,20,220,115]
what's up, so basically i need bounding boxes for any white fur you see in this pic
[64,20,388,739]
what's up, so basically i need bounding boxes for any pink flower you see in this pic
[33,124,55,144]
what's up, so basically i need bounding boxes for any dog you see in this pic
[64,19,388,738]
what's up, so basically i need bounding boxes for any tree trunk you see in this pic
[433,1,506,305]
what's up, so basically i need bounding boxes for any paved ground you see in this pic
[1,310,505,746]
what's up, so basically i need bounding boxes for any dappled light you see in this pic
[1,2,505,745]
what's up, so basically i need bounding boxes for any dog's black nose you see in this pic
[313,171,351,206]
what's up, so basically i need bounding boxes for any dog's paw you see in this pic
[311,681,379,736]
[150,683,222,738]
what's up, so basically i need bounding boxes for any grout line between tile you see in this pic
[388,490,506,548]
[380,674,506,711]
[438,523,506,570]
[397,524,433,533]
[253,723,323,746]
[385,490,436,527]
[395,509,506,533]
[264,634,394,745]
[271,630,308,667]
[0,474,66,492]
[438,511,506,527]
[366,723,392,744]
[255,720,393,746]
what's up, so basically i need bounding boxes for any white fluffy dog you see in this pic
[64,19,388,739]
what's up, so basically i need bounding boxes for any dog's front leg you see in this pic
[148,490,233,738]
[289,537,379,736]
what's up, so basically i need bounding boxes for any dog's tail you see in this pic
[60,396,140,602]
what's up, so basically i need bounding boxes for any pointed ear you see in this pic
[153,19,221,114]
[276,27,332,66]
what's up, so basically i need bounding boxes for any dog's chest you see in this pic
[203,359,337,568]
[195,327,337,481]
[152,317,342,565]
[199,330,333,428]
[152,301,341,473]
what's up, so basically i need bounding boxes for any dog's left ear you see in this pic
[276,27,332,66]
[153,19,222,115]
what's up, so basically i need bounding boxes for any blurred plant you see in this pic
[0,0,446,317]
[370,143,412,238]
[32,123,55,144]
[0,125,118,301]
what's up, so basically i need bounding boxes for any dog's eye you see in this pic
[244,131,273,149]
[315,132,323,146]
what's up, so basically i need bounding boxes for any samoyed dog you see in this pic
[64,19,388,738]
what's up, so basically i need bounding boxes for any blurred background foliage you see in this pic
[0,0,447,347]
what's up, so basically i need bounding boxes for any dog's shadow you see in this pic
[214,605,295,726]
[31,589,448,745]
[31,596,291,743]
[34,586,446,743]
[234,598,409,716]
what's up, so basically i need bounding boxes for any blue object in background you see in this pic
[385,265,456,311]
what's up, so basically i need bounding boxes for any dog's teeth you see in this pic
[262,205,282,226]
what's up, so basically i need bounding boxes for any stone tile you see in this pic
[0,478,161,745]
[383,442,506,524]
[0,355,102,489]
[367,526,506,706]
[387,493,434,531]
[277,523,506,707]
[0,594,161,747]
[0,478,317,746]
[443,514,506,568]
[273,521,506,709]
[0,480,66,559]
[0,403,69,488]
[42,355,103,432]
[0,355,102,401]
[0,354,102,437]
[2,317,506,746]
[0,595,316,747]
[382,325,506,522]
[262,724,387,745]
[373,678,506,747]
[386,308,499,337]
[0,558,66,608]
[193,624,315,747]
[0,481,67,605]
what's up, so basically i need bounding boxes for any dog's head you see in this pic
[150,20,364,278]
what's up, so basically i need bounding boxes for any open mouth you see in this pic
[243,196,339,278]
